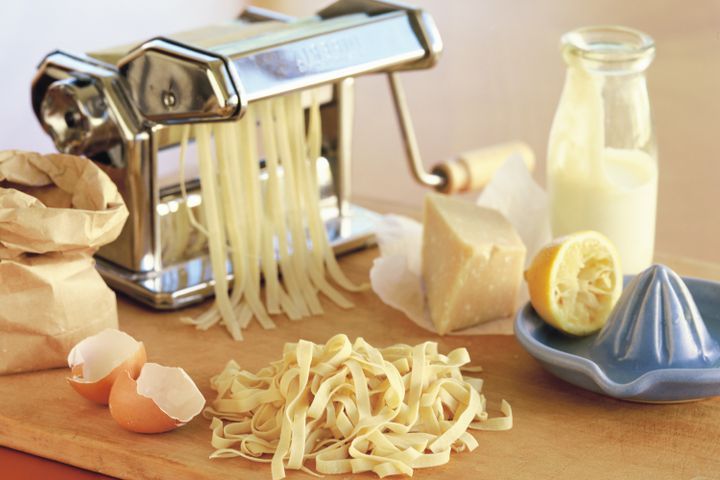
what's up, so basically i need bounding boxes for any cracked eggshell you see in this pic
[67,329,146,405]
[109,362,205,434]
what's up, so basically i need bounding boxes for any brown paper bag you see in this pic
[0,150,128,375]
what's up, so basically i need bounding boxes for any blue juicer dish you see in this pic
[515,265,720,402]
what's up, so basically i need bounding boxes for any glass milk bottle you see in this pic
[547,26,658,273]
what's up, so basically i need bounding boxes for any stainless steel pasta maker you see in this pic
[31,0,444,309]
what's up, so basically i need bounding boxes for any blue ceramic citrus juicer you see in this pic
[515,264,720,402]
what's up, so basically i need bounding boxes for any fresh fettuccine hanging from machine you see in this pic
[178,94,368,340]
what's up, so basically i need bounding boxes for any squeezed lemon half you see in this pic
[524,231,623,336]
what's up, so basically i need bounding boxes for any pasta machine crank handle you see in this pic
[386,71,444,190]
[387,72,535,194]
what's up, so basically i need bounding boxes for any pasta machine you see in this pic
[31,0,445,309]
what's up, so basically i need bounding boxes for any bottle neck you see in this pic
[561,25,655,77]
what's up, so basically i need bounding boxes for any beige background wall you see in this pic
[1,1,718,263]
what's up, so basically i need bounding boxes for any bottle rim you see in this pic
[562,25,655,67]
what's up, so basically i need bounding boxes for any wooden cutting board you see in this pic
[1,248,719,480]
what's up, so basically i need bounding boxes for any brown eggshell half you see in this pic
[108,371,180,434]
[67,343,146,405]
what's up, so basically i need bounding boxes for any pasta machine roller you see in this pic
[31,0,445,309]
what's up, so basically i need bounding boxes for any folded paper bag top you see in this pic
[0,150,128,375]
[0,150,128,258]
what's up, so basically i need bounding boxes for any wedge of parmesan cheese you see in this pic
[422,193,526,334]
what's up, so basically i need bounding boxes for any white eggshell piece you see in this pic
[67,329,141,382]
[135,363,205,423]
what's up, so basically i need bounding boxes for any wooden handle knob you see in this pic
[432,141,535,194]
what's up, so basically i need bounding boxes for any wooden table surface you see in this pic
[2,247,720,480]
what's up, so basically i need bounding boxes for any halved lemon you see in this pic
[524,231,623,336]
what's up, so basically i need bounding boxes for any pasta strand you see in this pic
[179,93,370,339]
